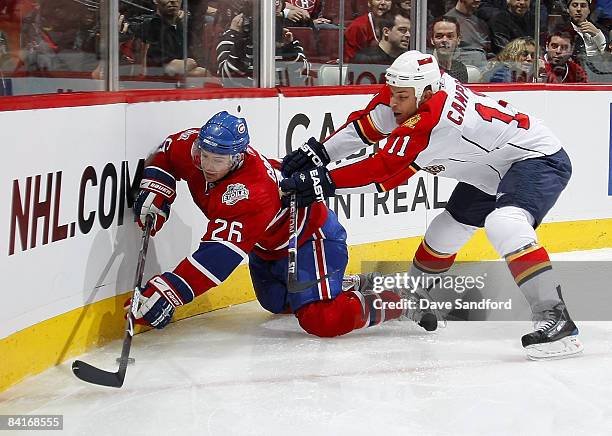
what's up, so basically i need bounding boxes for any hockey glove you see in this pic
[281,137,331,178]
[125,273,194,329]
[133,167,177,236]
[280,167,336,208]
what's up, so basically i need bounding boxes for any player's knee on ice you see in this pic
[484,206,537,256]
[256,291,290,314]
[296,293,363,337]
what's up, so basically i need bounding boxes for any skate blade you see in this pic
[525,335,584,361]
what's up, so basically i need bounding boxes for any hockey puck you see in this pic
[116,357,135,365]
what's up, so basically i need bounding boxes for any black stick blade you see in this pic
[72,360,125,388]
[287,271,337,293]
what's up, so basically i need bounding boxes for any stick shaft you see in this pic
[72,215,154,387]
[119,214,154,373]
[287,193,298,287]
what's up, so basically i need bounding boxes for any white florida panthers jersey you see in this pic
[324,74,563,195]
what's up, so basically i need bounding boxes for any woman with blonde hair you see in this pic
[484,36,539,83]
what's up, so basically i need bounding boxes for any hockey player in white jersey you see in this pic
[280,50,583,360]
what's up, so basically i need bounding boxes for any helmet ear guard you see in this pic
[385,50,442,103]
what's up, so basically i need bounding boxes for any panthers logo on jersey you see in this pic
[423,165,445,175]
[402,114,422,129]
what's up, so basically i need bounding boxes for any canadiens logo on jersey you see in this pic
[222,183,250,205]
[423,165,445,175]
[403,114,421,129]
[290,0,317,12]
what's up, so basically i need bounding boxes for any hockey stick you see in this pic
[287,192,300,292]
[286,193,335,293]
[71,214,154,388]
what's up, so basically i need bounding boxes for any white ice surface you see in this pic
[1,249,612,436]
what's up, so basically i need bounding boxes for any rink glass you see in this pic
[1,0,612,95]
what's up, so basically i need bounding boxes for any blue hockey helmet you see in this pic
[194,111,250,156]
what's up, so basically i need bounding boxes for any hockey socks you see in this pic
[505,244,564,314]
[413,240,456,275]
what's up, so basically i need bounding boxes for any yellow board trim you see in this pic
[2,218,612,392]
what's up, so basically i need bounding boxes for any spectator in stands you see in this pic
[393,0,411,17]
[475,0,548,21]
[120,0,154,19]
[351,10,410,63]
[543,30,588,82]
[20,1,101,73]
[474,0,506,21]
[563,0,607,57]
[488,0,536,54]
[0,0,16,20]
[344,0,392,62]
[99,1,154,76]
[280,2,312,25]
[445,0,492,60]
[430,16,469,82]
[0,27,14,70]
[141,0,208,77]
[483,36,539,81]
[217,0,309,86]
[0,28,7,56]
[284,0,334,27]
[186,0,217,66]
[593,0,612,33]
[476,0,551,36]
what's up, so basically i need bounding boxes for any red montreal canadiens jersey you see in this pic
[147,128,328,298]
[286,0,322,16]
[324,74,563,195]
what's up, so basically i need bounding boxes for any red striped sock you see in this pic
[413,240,457,274]
[506,244,552,286]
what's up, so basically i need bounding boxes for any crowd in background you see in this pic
[0,0,611,92]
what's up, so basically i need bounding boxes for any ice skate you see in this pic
[344,273,442,331]
[397,285,440,332]
[521,303,584,360]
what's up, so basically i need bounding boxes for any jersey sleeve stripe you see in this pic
[191,242,244,282]
[146,166,176,183]
[272,209,308,250]
[201,240,247,259]
[377,164,419,192]
[354,114,386,145]
[336,183,381,195]
[265,208,287,231]
[186,255,222,285]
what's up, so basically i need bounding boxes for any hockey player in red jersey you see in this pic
[280,51,583,360]
[130,111,438,338]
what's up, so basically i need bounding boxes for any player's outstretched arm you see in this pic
[281,88,395,177]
